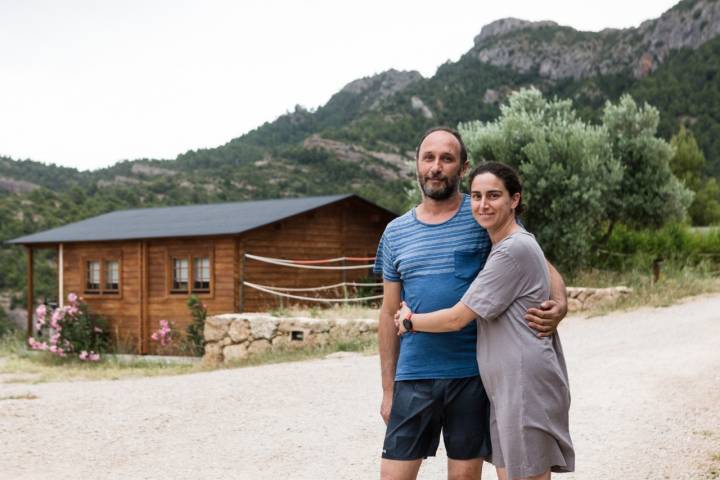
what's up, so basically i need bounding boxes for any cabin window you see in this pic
[84,256,121,295]
[169,252,212,295]
[193,257,210,292]
[86,261,101,292]
[104,260,119,291]
[172,258,189,291]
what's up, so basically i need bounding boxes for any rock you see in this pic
[279,318,331,334]
[8,309,26,330]
[247,339,272,355]
[223,343,248,362]
[636,52,655,78]
[474,18,558,46]
[302,135,410,181]
[203,342,223,364]
[566,287,583,299]
[272,334,292,349]
[130,163,177,177]
[229,319,250,342]
[204,316,230,342]
[0,176,39,194]
[577,289,596,303]
[483,89,500,104]
[469,1,720,81]
[410,96,434,119]
[312,332,330,347]
[567,298,584,312]
[338,69,423,108]
[364,319,379,333]
[219,336,233,347]
[249,317,278,340]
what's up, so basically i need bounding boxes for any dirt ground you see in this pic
[1,294,719,480]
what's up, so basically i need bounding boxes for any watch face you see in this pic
[403,318,412,332]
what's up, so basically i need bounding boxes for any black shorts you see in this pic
[381,376,492,461]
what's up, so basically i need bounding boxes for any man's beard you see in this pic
[419,172,461,200]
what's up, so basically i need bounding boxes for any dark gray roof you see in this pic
[7,194,368,244]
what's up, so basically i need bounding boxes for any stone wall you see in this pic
[203,313,377,364]
[566,286,632,312]
[0,292,27,330]
[203,287,632,362]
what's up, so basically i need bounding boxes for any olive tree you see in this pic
[602,95,693,236]
[670,126,720,225]
[460,88,622,271]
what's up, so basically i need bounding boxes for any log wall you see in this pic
[59,197,395,353]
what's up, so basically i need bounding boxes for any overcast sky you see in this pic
[1,0,680,171]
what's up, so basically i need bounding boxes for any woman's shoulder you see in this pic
[495,229,544,262]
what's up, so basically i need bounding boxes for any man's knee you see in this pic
[380,458,422,480]
[447,458,483,480]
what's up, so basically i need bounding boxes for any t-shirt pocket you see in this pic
[454,249,484,280]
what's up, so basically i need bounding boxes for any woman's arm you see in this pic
[524,260,568,337]
[395,301,477,334]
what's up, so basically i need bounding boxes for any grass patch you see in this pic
[705,446,720,479]
[569,263,720,315]
[0,392,38,401]
[0,329,378,384]
[222,337,377,369]
[0,349,205,384]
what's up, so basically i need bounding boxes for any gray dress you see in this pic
[461,229,574,479]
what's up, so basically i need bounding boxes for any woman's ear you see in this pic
[510,193,521,210]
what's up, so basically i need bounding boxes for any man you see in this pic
[375,127,567,480]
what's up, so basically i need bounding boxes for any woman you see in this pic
[395,162,574,480]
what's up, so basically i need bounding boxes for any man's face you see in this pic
[416,131,467,201]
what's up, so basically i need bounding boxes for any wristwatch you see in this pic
[402,312,414,333]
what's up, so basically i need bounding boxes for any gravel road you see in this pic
[1,294,719,479]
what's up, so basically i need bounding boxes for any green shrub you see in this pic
[591,223,720,271]
[0,306,15,338]
[603,95,693,233]
[185,295,207,357]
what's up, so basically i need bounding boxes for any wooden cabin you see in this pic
[8,194,396,354]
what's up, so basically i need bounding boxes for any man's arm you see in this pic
[525,260,568,337]
[378,280,402,425]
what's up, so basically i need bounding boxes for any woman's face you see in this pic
[470,172,520,231]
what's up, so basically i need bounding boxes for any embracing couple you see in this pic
[375,127,575,480]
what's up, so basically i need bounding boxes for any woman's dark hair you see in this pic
[415,126,468,164]
[467,161,525,215]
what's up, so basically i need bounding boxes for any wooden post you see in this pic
[58,244,64,307]
[140,240,149,354]
[233,238,240,313]
[652,256,663,284]
[26,246,34,339]
[239,252,246,313]
[341,205,347,296]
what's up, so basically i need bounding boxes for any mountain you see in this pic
[1,0,719,298]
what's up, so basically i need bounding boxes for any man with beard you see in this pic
[375,127,567,480]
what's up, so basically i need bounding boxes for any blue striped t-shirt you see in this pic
[374,194,491,380]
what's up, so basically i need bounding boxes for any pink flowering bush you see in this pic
[28,293,110,361]
[150,319,179,355]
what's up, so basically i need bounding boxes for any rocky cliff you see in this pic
[472,0,720,79]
